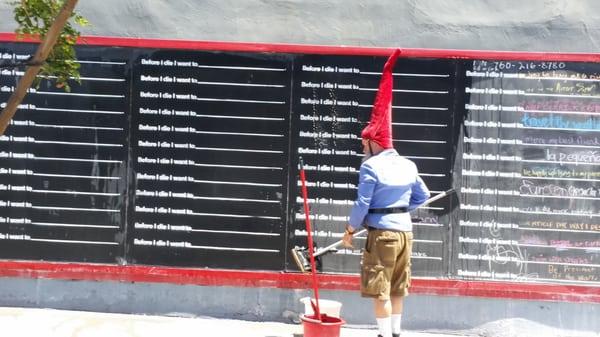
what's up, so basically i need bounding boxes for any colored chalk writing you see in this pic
[460,59,600,284]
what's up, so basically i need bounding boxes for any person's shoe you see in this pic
[393,334,401,337]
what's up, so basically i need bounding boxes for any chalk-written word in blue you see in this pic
[522,113,600,130]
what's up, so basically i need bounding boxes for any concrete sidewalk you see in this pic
[0,306,597,337]
[0,306,468,337]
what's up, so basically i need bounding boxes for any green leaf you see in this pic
[12,0,89,92]
[74,14,89,27]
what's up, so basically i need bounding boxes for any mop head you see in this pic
[290,246,323,273]
[291,246,311,273]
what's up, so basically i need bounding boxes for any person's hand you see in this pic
[342,226,355,248]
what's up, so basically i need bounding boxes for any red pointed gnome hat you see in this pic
[361,48,401,149]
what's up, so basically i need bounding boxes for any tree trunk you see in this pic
[0,0,79,135]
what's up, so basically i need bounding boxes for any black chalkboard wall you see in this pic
[0,41,598,285]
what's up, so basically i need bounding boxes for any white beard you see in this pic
[361,152,372,163]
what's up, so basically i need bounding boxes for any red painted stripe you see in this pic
[1,32,600,62]
[0,261,598,304]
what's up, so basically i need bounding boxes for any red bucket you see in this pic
[300,314,345,337]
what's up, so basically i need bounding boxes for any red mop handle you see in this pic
[299,157,321,320]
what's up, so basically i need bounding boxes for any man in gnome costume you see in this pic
[342,49,430,337]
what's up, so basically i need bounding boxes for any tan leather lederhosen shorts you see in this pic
[360,228,413,300]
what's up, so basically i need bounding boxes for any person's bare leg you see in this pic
[391,295,403,314]
[374,299,392,337]
[391,295,404,336]
[374,298,391,317]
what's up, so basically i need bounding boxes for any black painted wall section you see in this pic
[0,42,598,285]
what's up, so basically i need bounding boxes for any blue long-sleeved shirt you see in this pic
[348,149,430,232]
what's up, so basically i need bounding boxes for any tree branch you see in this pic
[0,0,79,135]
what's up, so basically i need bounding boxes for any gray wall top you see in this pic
[1,0,600,53]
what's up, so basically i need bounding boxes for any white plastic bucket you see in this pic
[300,297,342,318]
